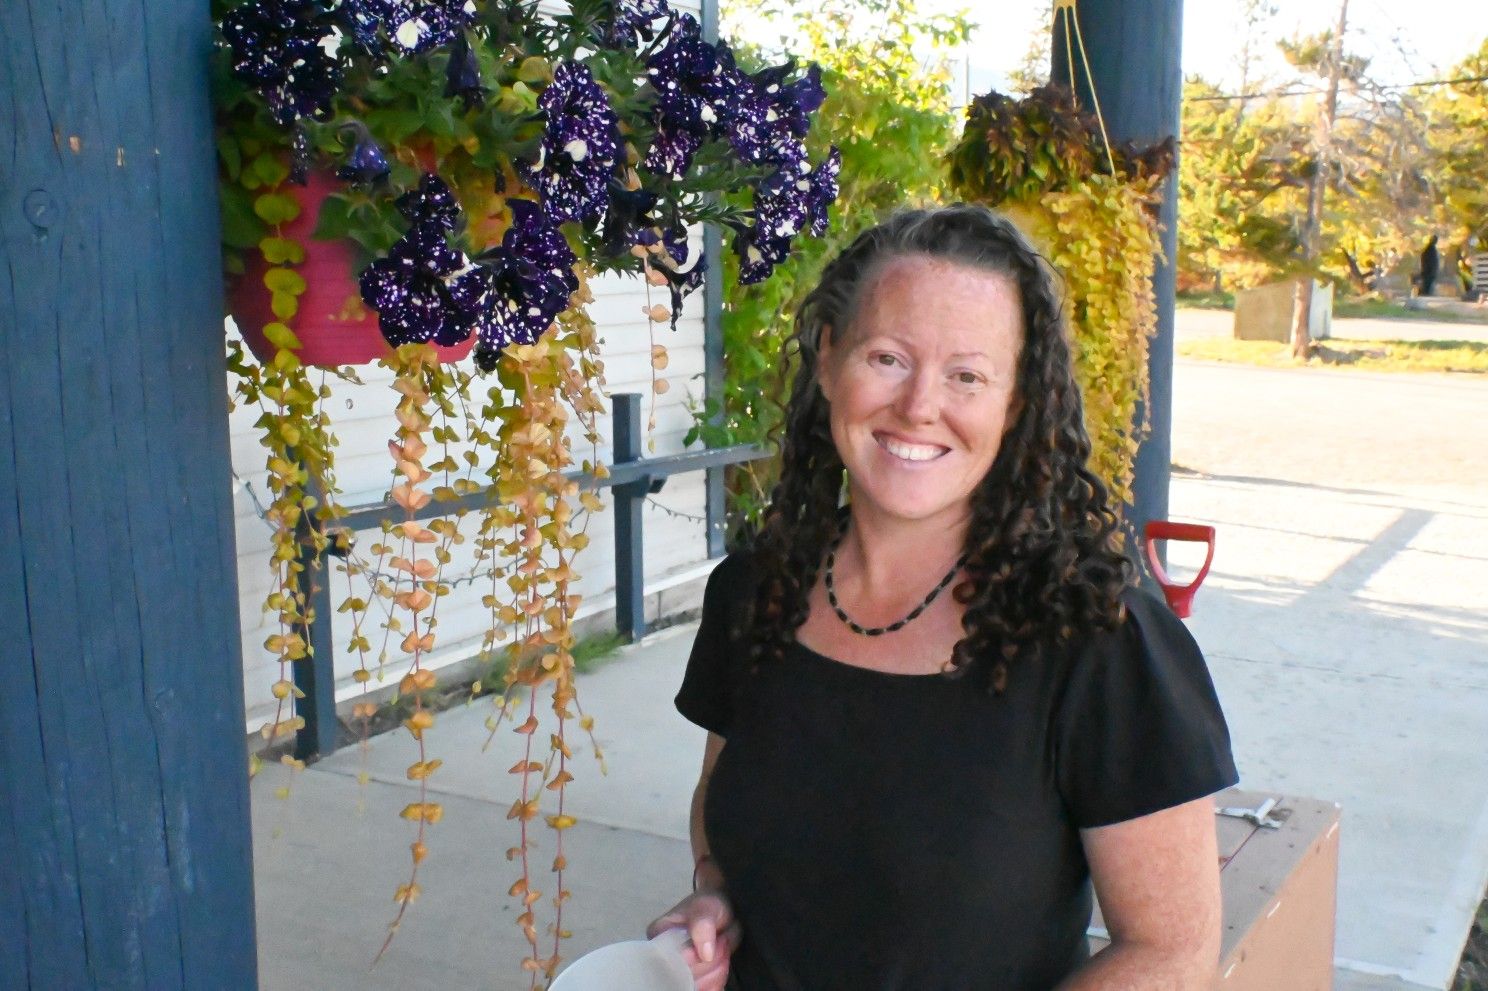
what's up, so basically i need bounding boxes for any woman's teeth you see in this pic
[880,436,945,462]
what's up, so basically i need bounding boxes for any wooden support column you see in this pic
[0,1,258,987]
[1052,0,1185,543]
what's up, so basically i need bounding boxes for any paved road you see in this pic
[1171,359,1488,505]
[1168,358,1488,990]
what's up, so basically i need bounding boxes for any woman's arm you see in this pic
[1055,797,1223,990]
[690,732,727,887]
[647,733,738,991]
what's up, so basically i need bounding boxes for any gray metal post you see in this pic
[701,0,729,559]
[611,394,648,640]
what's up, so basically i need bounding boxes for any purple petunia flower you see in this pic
[443,31,484,109]
[519,61,621,224]
[395,172,461,229]
[804,146,841,237]
[733,149,839,285]
[336,122,392,186]
[221,0,344,125]
[386,0,476,54]
[643,15,737,179]
[360,223,479,347]
[337,0,396,52]
[359,174,480,348]
[602,0,673,49]
[468,199,579,370]
[722,61,824,169]
[336,0,474,55]
[647,227,706,329]
[732,225,792,286]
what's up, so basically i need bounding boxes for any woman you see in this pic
[647,206,1238,989]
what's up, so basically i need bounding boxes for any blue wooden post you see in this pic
[0,1,258,987]
[1051,0,1184,549]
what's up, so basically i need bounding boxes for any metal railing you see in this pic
[289,392,766,760]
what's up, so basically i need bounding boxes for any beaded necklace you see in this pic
[823,520,968,637]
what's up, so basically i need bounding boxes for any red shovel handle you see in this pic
[1143,521,1216,618]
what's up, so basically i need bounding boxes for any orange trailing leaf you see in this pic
[399,802,444,823]
[406,759,443,780]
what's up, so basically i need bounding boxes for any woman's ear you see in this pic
[816,323,837,402]
[1002,392,1024,436]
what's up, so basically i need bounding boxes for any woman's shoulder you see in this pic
[701,545,763,605]
[1048,584,1209,688]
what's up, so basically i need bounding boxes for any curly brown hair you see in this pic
[747,204,1134,693]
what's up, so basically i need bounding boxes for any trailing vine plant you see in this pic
[687,0,972,530]
[946,83,1174,507]
[213,0,838,980]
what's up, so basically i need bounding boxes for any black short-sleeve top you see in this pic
[675,551,1238,991]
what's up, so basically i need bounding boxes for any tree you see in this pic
[1421,39,1488,291]
[1178,23,1478,306]
[1285,0,1350,357]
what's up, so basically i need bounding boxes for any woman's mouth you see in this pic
[875,433,948,463]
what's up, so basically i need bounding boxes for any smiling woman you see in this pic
[646,205,1239,990]
[817,255,1023,530]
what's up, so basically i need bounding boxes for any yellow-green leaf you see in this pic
[263,267,307,295]
[262,321,302,351]
[271,291,298,321]
[259,236,305,264]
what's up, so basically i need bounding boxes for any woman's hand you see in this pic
[646,889,742,991]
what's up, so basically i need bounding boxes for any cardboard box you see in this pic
[1088,788,1341,988]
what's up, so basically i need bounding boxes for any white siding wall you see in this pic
[230,242,714,731]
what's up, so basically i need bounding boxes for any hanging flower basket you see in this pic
[228,170,474,366]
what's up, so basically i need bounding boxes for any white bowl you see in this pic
[548,928,694,991]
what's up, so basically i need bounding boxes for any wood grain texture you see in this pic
[0,1,257,986]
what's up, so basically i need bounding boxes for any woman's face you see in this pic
[818,255,1024,530]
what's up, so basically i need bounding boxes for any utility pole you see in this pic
[1050,0,1184,553]
[1291,0,1350,359]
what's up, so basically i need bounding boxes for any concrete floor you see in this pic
[252,327,1488,990]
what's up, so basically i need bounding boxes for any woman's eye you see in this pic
[872,353,898,367]
[954,371,982,385]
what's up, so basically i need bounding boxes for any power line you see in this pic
[1185,73,1488,102]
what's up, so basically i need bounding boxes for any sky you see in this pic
[933,0,1488,98]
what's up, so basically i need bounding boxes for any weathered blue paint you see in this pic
[1051,0,1184,547]
[0,1,258,987]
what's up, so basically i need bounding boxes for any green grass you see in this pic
[1177,290,1488,325]
[1176,290,1234,310]
[1332,297,1488,324]
[571,630,627,674]
[1177,337,1488,374]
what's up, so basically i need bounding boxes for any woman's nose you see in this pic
[896,370,941,423]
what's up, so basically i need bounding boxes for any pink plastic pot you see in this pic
[228,171,473,367]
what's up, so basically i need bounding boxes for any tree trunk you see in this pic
[1291,0,1350,359]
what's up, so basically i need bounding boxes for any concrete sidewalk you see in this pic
[252,470,1488,991]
